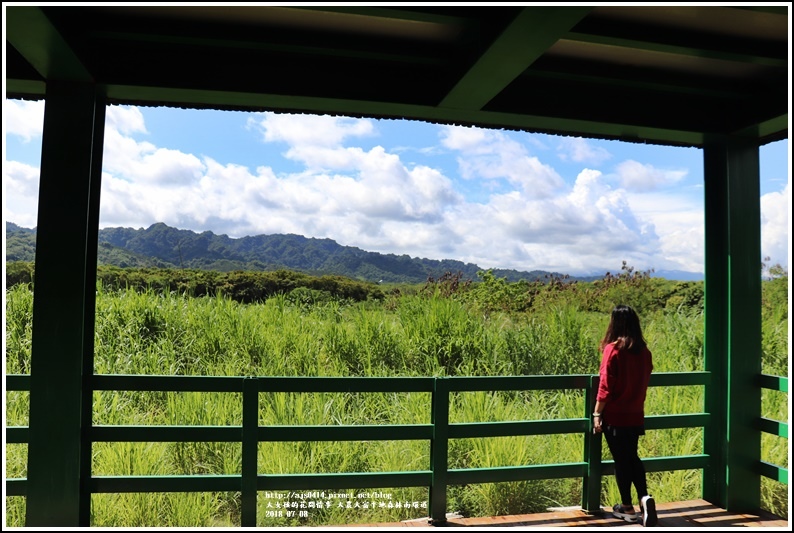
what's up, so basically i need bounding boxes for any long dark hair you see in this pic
[600,305,647,352]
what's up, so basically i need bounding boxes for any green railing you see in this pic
[4,370,787,525]
[755,374,789,484]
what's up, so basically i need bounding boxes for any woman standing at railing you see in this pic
[592,305,658,527]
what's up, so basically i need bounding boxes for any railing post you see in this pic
[241,377,259,526]
[582,374,603,513]
[429,377,450,524]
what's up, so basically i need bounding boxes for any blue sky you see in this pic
[3,98,790,278]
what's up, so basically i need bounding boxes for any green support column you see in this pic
[25,81,104,526]
[702,140,729,506]
[78,94,106,526]
[702,136,762,512]
[723,136,762,512]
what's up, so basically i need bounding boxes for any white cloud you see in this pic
[557,137,611,165]
[430,167,667,276]
[248,112,376,149]
[247,113,382,173]
[105,105,148,135]
[4,99,44,142]
[4,100,788,277]
[101,126,156,175]
[440,125,565,199]
[761,180,790,270]
[615,159,688,191]
[283,145,366,171]
[101,126,205,186]
[623,191,704,273]
[439,125,489,152]
[3,160,41,228]
[94,112,464,262]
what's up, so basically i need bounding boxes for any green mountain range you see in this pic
[7,221,596,284]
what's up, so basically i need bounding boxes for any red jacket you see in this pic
[596,342,653,427]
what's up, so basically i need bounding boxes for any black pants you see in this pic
[604,425,648,506]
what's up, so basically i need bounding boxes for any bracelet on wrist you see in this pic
[592,413,602,417]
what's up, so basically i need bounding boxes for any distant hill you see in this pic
[651,270,703,282]
[6,221,174,269]
[5,222,37,263]
[4,221,623,284]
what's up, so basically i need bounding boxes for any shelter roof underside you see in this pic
[5,4,790,148]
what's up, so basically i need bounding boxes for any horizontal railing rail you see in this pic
[755,373,789,485]
[2,370,734,525]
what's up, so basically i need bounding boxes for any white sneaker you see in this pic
[640,495,657,527]
[612,503,639,523]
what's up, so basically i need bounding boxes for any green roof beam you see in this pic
[440,7,592,111]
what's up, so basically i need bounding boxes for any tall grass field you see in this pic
[5,273,788,527]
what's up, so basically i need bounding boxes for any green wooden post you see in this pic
[78,92,107,527]
[429,377,450,524]
[702,136,762,511]
[582,375,603,512]
[25,81,104,526]
[241,378,259,526]
[702,140,729,506]
[723,137,762,511]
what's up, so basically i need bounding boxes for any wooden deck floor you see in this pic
[345,500,789,528]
